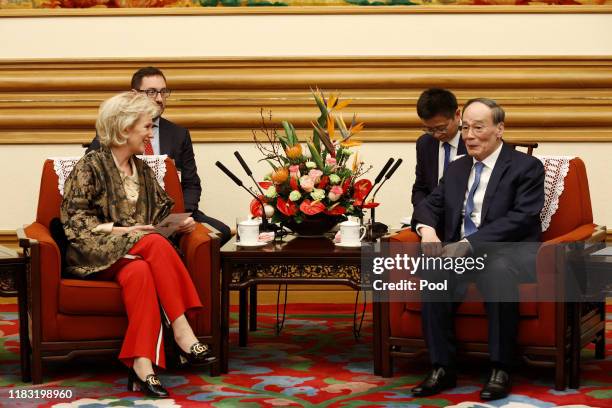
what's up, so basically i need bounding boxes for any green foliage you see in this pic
[247,0,288,5]
[344,0,416,4]
[282,121,298,146]
[306,140,325,170]
[198,0,219,6]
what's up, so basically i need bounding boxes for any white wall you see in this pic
[2,142,610,232]
[1,12,611,231]
[1,13,612,58]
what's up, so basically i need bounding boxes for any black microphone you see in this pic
[217,160,273,233]
[374,158,394,185]
[234,151,253,176]
[372,158,403,200]
[384,158,403,180]
[233,151,271,231]
[234,151,265,196]
[215,161,243,187]
[368,158,404,241]
[362,158,394,204]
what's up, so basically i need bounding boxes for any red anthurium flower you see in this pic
[353,179,372,200]
[325,204,346,215]
[318,175,329,189]
[290,176,299,191]
[342,178,352,193]
[299,199,325,216]
[259,181,272,189]
[276,197,297,216]
[250,195,267,217]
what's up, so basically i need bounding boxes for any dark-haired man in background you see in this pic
[412,88,467,209]
[88,66,231,245]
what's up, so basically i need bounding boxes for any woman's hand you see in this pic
[111,225,155,235]
[176,216,196,235]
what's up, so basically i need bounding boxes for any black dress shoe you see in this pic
[177,342,217,366]
[127,368,169,398]
[480,368,511,400]
[411,367,457,397]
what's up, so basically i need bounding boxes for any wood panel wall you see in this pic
[1,57,612,145]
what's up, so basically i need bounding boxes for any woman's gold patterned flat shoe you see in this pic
[177,342,217,366]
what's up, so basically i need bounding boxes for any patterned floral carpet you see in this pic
[0,299,610,407]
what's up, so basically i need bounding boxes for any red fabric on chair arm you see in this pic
[179,223,214,335]
[24,222,63,340]
[389,229,421,243]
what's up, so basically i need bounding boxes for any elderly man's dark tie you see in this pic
[463,161,484,237]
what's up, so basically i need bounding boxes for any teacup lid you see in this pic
[340,220,360,227]
[239,218,261,226]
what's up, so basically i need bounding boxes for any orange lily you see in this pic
[327,93,338,110]
[327,114,336,140]
[352,152,360,172]
[341,139,362,148]
[350,122,365,135]
[334,99,352,110]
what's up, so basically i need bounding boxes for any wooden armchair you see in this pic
[18,157,221,384]
[374,156,606,390]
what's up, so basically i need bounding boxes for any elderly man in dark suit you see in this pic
[410,98,545,401]
[88,67,231,245]
[412,88,467,209]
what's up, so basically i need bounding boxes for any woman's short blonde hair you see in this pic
[96,91,160,147]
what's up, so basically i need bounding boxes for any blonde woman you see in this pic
[61,92,212,398]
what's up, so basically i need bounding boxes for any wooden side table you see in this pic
[568,249,611,388]
[0,245,31,382]
[219,235,369,374]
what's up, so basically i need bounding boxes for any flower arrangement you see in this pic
[250,89,375,233]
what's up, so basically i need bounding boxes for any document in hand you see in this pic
[154,212,191,238]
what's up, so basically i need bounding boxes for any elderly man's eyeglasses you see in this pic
[461,124,488,136]
[139,88,171,98]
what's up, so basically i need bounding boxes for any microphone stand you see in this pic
[233,151,276,233]
[359,158,394,240]
[215,161,272,234]
[366,158,403,241]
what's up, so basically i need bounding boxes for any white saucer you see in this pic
[235,241,269,247]
[334,241,362,248]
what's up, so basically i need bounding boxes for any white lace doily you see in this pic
[51,155,168,196]
[536,155,574,232]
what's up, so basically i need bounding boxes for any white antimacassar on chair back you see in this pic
[51,155,168,196]
[536,155,574,232]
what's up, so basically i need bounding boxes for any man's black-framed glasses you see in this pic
[422,118,453,136]
[139,88,171,98]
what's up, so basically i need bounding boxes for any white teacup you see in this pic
[238,219,260,244]
[339,220,366,245]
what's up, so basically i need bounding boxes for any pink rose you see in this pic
[325,157,337,166]
[308,169,323,183]
[328,185,343,202]
[289,165,300,176]
[299,175,315,192]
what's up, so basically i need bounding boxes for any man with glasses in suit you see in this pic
[412,88,467,209]
[88,66,231,245]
